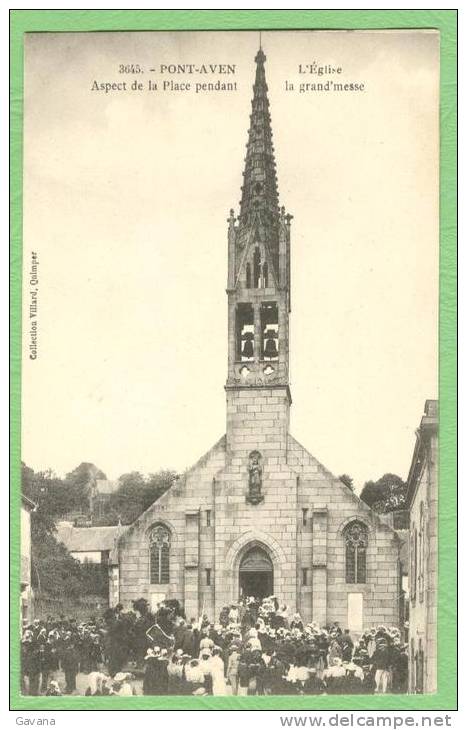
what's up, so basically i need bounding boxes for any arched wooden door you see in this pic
[239,545,273,600]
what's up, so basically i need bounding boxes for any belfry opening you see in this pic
[239,545,273,601]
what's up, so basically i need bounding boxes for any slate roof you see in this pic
[56,523,122,552]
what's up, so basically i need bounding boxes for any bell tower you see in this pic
[225,48,292,456]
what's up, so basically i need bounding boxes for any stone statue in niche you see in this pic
[247,450,264,505]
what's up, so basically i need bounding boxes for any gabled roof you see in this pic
[117,435,227,547]
[405,399,438,508]
[56,522,123,552]
[288,433,401,541]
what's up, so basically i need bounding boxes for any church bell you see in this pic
[264,329,278,359]
[242,332,254,359]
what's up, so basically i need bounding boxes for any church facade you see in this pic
[112,49,401,630]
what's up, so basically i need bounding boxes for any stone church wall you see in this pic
[116,429,400,632]
[289,435,400,628]
[117,436,226,615]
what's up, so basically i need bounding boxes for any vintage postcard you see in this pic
[10,12,457,712]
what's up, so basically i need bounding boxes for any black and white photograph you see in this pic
[20,29,439,698]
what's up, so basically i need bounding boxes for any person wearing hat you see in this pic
[185,659,206,694]
[178,654,192,695]
[290,613,304,632]
[167,650,184,695]
[247,636,262,652]
[85,668,109,696]
[87,633,104,672]
[37,641,55,695]
[372,634,391,694]
[264,649,287,695]
[236,647,252,697]
[21,633,34,695]
[327,634,343,668]
[45,679,62,696]
[304,667,325,695]
[25,641,42,696]
[154,648,169,695]
[142,647,158,695]
[61,639,80,695]
[286,659,310,695]
[246,648,266,696]
[366,629,377,658]
[338,629,354,663]
[114,672,136,696]
[353,655,375,694]
[199,649,213,695]
[211,646,227,695]
[226,642,241,696]
[390,640,408,694]
[343,663,364,694]
[176,619,196,658]
[324,657,346,694]
[228,604,239,625]
[199,632,214,654]
[218,605,230,628]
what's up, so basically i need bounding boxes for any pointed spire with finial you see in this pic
[238,46,280,238]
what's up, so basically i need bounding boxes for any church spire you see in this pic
[226,47,292,397]
[239,48,280,234]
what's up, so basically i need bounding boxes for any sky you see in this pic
[22,30,439,492]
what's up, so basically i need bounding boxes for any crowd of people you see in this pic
[21,596,408,697]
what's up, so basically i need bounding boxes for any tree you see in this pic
[31,531,84,597]
[22,464,63,535]
[23,461,177,527]
[339,474,354,491]
[80,561,109,597]
[66,462,107,488]
[360,473,407,513]
[143,470,176,510]
[132,597,151,617]
[104,471,147,525]
[22,461,108,520]
[66,462,107,514]
[94,469,178,525]
[22,463,98,599]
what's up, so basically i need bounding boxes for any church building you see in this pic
[112,49,402,630]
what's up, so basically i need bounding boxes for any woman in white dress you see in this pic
[210,647,227,696]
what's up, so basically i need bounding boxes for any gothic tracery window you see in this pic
[344,521,368,584]
[149,524,170,584]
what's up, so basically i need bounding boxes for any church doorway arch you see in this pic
[239,545,273,600]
